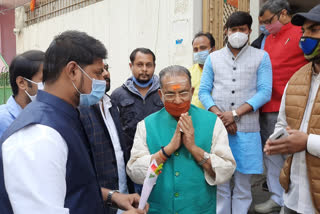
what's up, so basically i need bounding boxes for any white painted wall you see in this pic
[15,0,202,92]
[249,0,261,44]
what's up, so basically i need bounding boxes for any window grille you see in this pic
[25,0,103,26]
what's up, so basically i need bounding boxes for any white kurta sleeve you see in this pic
[205,117,236,185]
[126,120,152,184]
[2,124,69,214]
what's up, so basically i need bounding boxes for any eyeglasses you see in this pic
[162,91,191,101]
[262,11,281,25]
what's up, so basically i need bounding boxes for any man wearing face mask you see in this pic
[263,5,320,213]
[0,31,147,214]
[189,32,215,109]
[199,11,272,214]
[252,16,270,50]
[79,63,137,214]
[111,48,163,193]
[255,1,309,212]
[127,65,236,214]
[0,50,44,138]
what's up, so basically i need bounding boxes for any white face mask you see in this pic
[25,90,36,102]
[23,78,44,102]
[228,32,248,49]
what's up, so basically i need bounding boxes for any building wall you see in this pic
[0,6,16,66]
[15,0,202,92]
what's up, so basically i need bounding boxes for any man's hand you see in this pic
[166,122,182,153]
[264,129,308,155]
[219,111,234,127]
[226,122,237,135]
[178,112,196,151]
[112,193,142,211]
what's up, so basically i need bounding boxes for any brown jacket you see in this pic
[279,62,320,213]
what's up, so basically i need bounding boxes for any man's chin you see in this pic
[137,79,151,84]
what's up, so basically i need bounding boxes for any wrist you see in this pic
[107,190,120,207]
[167,142,178,153]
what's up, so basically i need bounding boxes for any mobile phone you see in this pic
[269,128,289,141]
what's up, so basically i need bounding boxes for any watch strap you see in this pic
[198,152,210,166]
[106,190,119,207]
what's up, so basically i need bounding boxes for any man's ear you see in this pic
[16,76,28,91]
[191,87,195,96]
[64,61,78,81]
[158,89,163,100]
[129,63,133,70]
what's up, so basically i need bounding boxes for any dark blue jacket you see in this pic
[79,98,134,214]
[0,90,104,214]
[111,76,163,150]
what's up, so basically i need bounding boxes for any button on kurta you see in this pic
[174,152,179,156]
[175,171,180,176]
[174,192,179,197]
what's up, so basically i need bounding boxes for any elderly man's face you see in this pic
[160,74,193,104]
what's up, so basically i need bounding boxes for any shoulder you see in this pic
[3,124,67,150]
[290,62,313,80]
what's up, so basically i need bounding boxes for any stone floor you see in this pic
[249,174,280,214]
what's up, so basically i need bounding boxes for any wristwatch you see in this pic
[106,190,119,207]
[198,152,210,166]
[232,110,240,122]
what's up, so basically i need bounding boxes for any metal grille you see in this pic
[0,67,11,104]
[223,2,237,46]
[25,0,103,26]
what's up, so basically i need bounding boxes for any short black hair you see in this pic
[260,0,291,17]
[192,32,216,48]
[225,11,253,29]
[9,50,45,96]
[43,30,107,83]
[129,48,156,64]
[159,65,191,89]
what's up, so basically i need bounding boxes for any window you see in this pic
[25,0,103,26]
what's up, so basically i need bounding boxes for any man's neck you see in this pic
[14,93,28,109]
[282,17,292,25]
[228,43,242,57]
[134,83,150,97]
[199,64,204,69]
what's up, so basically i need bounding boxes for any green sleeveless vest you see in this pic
[145,105,217,214]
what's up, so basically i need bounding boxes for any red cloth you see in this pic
[262,23,308,112]
[30,0,36,11]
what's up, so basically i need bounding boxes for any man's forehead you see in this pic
[163,77,190,91]
[193,36,210,46]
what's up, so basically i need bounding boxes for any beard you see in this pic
[137,78,151,84]
[105,78,110,93]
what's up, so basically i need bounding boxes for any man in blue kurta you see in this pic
[127,65,236,214]
[199,11,272,214]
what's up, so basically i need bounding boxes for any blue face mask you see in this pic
[72,65,106,106]
[299,37,320,61]
[259,25,270,36]
[132,76,153,88]
[193,49,211,65]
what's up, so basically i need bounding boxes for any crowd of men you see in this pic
[0,0,319,213]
